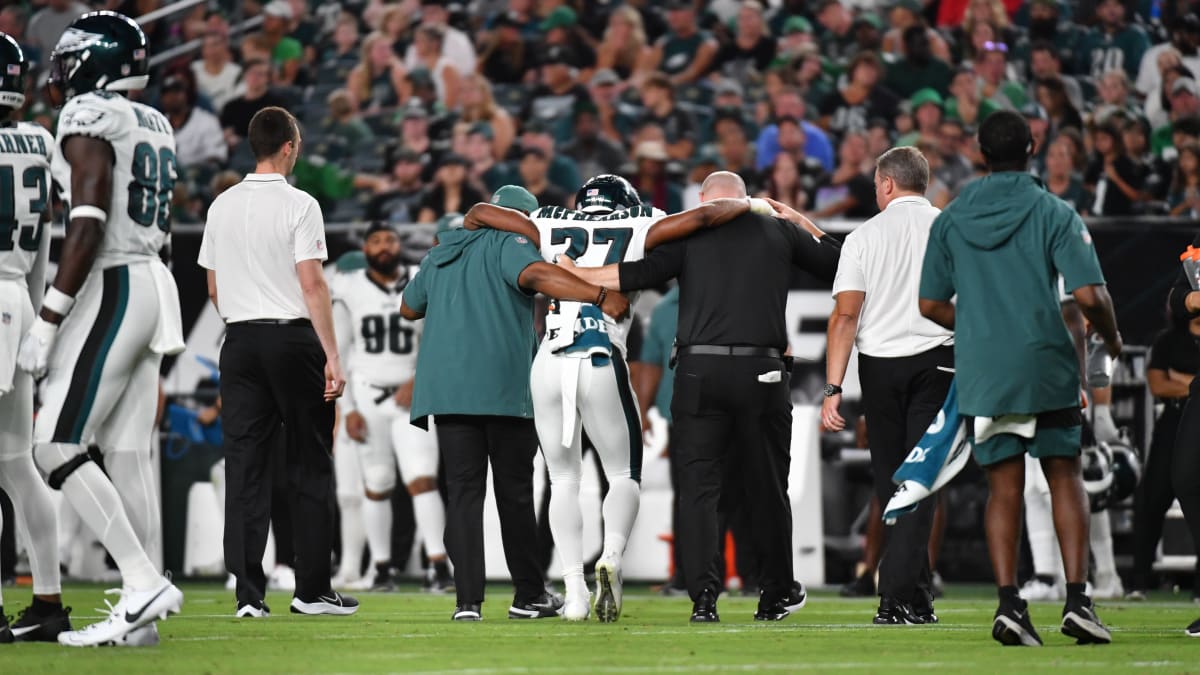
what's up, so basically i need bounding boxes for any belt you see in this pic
[368,383,399,405]
[229,318,312,327]
[679,345,784,359]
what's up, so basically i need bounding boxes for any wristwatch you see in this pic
[823,384,843,398]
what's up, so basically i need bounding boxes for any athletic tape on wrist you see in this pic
[69,205,108,223]
[42,287,75,316]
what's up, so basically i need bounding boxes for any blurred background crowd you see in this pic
[5,0,1200,233]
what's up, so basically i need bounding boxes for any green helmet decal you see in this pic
[48,11,149,104]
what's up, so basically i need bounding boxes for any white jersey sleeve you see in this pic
[0,122,54,281]
[52,92,177,267]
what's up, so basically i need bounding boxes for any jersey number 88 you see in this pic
[127,141,177,233]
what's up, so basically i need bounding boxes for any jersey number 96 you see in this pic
[362,313,414,355]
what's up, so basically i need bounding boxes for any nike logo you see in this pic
[125,585,170,624]
[10,624,40,637]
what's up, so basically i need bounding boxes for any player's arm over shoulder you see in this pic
[643,198,750,250]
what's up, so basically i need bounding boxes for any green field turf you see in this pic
[1,583,1196,673]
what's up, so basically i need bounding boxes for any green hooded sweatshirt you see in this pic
[402,228,543,428]
[919,172,1106,417]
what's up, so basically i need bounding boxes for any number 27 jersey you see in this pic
[533,204,665,353]
[332,267,423,386]
[52,91,177,268]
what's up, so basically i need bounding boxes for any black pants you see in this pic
[220,323,336,605]
[1170,378,1200,585]
[671,354,793,604]
[1133,404,1187,589]
[436,415,544,606]
[858,345,953,606]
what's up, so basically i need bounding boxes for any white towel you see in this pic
[0,281,27,394]
[148,261,186,355]
[544,300,580,353]
[974,414,1037,444]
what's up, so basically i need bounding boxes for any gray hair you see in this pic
[875,146,929,194]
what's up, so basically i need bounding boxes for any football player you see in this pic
[16,12,184,646]
[0,32,70,644]
[333,222,452,592]
[466,175,752,621]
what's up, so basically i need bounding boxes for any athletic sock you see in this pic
[411,490,447,559]
[998,585,1021,608]
[31,597,61,613]
[57,455,160,591]
[547,476,583,584]
[600,476,639,564]
[1024,488,1065,582]
[104,448,163,571]
[1066,582,1088,602]
[563,565,587,599]
[1090,509,1118,583]
[0,455,62,595]
[362,497,393,565]
[336,494,365,580]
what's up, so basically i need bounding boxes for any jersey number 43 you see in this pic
[0,165,47,252]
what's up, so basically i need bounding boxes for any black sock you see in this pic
[1034,574,1057,586]
[998,585,1021,607]
[1066,582,1088,601]
[30,597,61,613]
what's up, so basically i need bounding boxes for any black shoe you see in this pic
[508,591,563,619]
[7,601,72,642]
[840,572,875,598]
[690,589,720,623]
[371,564,397,592]
[992,600,1043,646]
[1061,595,1112,645]
[783,582,808,612]
[913,591,938,624]
[874,596,925,625]
[0,608,10,644]
[235,600,271,618]
[452,604,481,621]
[290,591,359,616]
[424,561,454,594]
[1187,617,1200,637]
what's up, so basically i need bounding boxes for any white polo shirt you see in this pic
[831,195,954,358]
[197,173,328,322]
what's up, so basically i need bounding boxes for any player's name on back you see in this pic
[0,131,47,156]
[133,106,171,135]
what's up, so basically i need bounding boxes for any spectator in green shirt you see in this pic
[1077,0,1150,81]
[260,0,304,86]
[884,26,953,100]
[399,186,630,621]
[918,111,1122,648]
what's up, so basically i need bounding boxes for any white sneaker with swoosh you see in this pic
[58,580,184,647]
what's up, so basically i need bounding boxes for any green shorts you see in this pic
[971,425,1082,467]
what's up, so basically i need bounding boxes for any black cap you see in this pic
[439,152,470,167]
[494,10,522,28]
[394,147,422,163]
[519,146,548,160]
[364,221,399,238]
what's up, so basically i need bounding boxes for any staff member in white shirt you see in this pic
[821,146,954,626]
[198,107,357,619]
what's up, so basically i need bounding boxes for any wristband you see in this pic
[42,287,76,316]
[70,205,108,223]
[596,287,608,306]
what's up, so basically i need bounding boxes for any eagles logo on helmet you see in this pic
[1082,439,1142,513]
[44,11,149,108]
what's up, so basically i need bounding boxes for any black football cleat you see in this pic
[1186,617,1200,638]
[992,600,1043,646]
[1061,595,1112,645]
[874,596,925,625]
[8,602,72,642]
[508,591,563,619]
[452,604,482,621]
[690,589,720,623]
[370,564,397,592]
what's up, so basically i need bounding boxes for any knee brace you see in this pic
[33,442,94,490]
[361,464,397,495]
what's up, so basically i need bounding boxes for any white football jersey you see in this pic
[333,266,423,386]
[52,91,177,268]
[0,122,53,280]
[533,204,666,354]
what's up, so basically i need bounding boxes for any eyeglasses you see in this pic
[982,41,1008,53]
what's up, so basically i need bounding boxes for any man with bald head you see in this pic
[559,171,842,622]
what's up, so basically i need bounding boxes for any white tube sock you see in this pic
[104,449,162,572]
[1025,488,1064,581]
[337,494,365,579]
[1090,508,1118,580]
[362,497,393,564]
[411,490,447,559]
[548,477,583,581]
[600,477,640,563]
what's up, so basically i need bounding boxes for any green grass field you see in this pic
[1,583,1196,673]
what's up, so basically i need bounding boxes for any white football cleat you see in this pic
[1091,574,1125,600]
[117,622,159,647]
[1019,578,1064,602]
[269,565,296,591]
[562,591,590,621]
[58,580,183,647]
[594,559,623,623]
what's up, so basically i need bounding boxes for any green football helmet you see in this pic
[46,11,149,107]
[0,32,27,111]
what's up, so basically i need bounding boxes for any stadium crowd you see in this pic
[3,0,1199,226]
